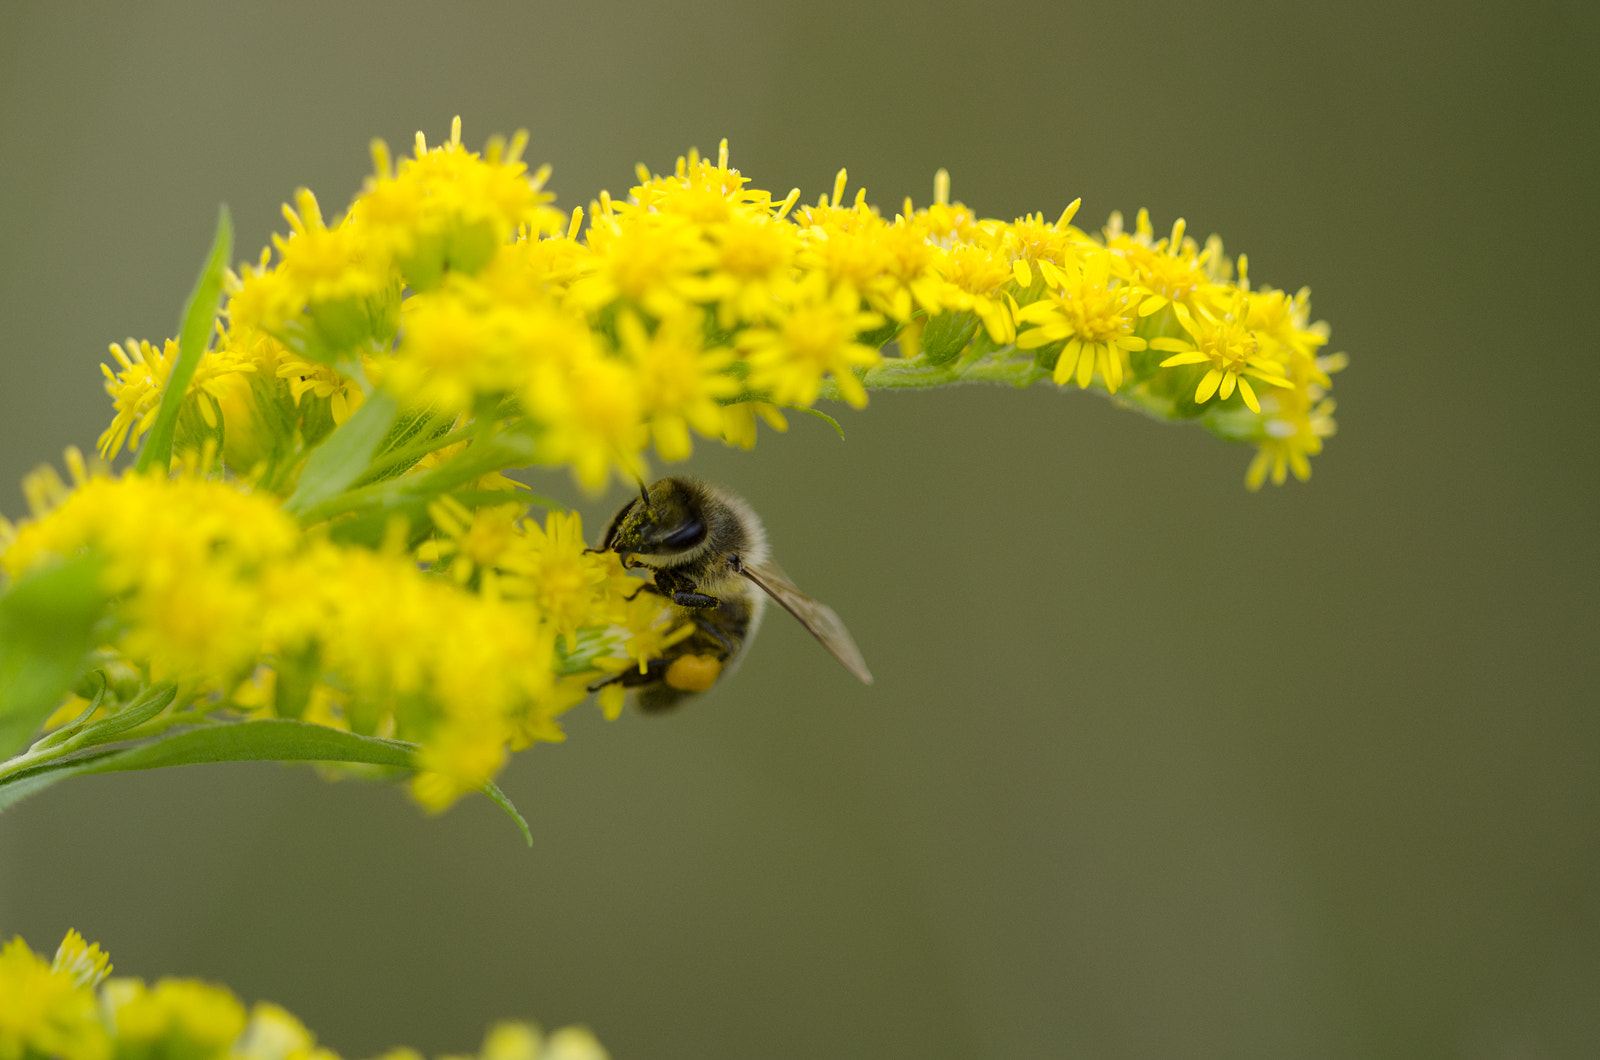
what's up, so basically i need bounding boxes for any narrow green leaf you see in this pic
[794,405,847,440]
[135,207,234,474]
[481,779,533,847]
[0,720,418,814]
[84,718,420,772]
[294,430,539,527]
[0,748,123,813]
[283,389,401,515]
[0,720,530,844]
[0,557,107,758]
[64,682,176,746]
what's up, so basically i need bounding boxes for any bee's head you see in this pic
[605,477,707,560]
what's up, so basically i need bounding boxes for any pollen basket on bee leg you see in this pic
[664,654,723,692]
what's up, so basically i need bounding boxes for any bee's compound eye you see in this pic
[664,654,723,693]
[658,516,706,552]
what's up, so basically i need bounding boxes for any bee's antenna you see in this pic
[636,477,651,511]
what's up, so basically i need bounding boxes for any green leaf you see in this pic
[0,720,416,814]
[294,430,540,527]
[0,748,125,813]
[283,389,401,515]
[135,207,234,474]
[793,405,846,440]
[0,556,107,759]
[481,779,533,847]
[63,682,176,747]
[0,718,535,845]
[93,718,419,771]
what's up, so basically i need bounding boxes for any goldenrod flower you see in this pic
[1015,250,1148,391]
[277,357,365,424]
[97,339,255,460]
[101,977,247,1058]
[1106,209,1217,318]
[1245,348,1345,489]
[617,309,740,461]
[2,466,671,808]
[97,338,170,460]
[1151,294,1292,413]
[739,272,882,408]
[50,930,112,990]
[0,934,108,1060]
[718,400,789,449]
[524,348,648,490]
[0,934,608,1060]
[795,187,902,317]
[703,211,803,327]
[1002,201,1086,271]
[96,121,1339,500]
[495,510,614,648]
[235,189,399,358]
[568,209,716,319]
[934,241,1017,345]
[426,496,526,586]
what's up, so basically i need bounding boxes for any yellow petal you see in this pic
[836,373,869,409]
[1159,351,1207,367]
[1093,344,1111,391]
[1218,371,1236,400]
[1012,260,1033,287]
[1247,368,1295,388]
[1246,449,1270,491]
[1237,375,1260,413]
[1053,339,1080,386]
[1138,294,1170,317]
[1172,303,1199,337]
[1195,368,1223,403]
[1076,342,1095,388]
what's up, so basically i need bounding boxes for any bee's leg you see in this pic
[693,616,738,655]
[585,671,625,692]
[650,568,719,608]
[671,590,720,608]
[624,582,666,602]
[587,658,668,693]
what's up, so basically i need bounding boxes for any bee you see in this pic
[589,476,872,712]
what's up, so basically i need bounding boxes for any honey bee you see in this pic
[589,476,872,712]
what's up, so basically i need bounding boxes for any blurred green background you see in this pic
[2,1,1598,1056]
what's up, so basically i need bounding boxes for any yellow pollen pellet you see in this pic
[665,654,723,692]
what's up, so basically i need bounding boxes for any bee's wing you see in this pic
[738,560,873,685]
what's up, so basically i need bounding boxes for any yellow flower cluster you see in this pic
[5,120,1348,814]
[0,931,607,1060]
[96,119,1339,496]
[0,456,680,808]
